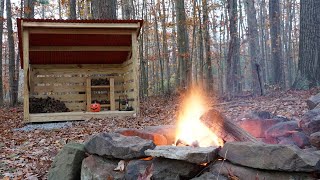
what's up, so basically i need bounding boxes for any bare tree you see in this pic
[69,0,76,19]
[0,0,4,105]
[91,0,117,19]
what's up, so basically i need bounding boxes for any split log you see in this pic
[306,93,320,110]
[200,109,260,143]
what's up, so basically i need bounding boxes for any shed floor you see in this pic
[28,111,135,123]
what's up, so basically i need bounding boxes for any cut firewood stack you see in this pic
[29,97,70,113]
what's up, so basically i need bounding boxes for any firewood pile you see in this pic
[91,78,109,86]
[29,97,70,113]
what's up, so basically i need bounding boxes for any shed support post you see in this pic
[131,32,140,115]
[23,30,30,122]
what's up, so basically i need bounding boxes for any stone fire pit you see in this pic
[48,124,320,180]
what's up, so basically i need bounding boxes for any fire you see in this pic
[175,87,224,147]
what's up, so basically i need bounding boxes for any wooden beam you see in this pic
[86,78,91,112]
[23,22,140,29]
[131,32,140,115]
[23,30,30,123]
[110,78,115,111]
[29,46,131,52]
[29,28,135,35]
[28,111,135,122]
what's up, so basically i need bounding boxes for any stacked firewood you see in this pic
[29,97,70,113]
[91,78,109,86]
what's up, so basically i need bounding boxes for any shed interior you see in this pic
[18,19,142,122]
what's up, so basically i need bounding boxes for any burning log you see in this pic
[200,109,260,143]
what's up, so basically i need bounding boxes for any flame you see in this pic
[175,87,224,147]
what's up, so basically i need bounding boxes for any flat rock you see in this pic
[125,158,202,180]
[265,121,299,139]
[116,128,168,145]
[292,131,310,148]
[310,132,320,149]
[239,118,284,138]
[143,125,177,145]
[48,143,86,180]
[84,132,155,159]
[191,172,228,180]
[219,142,320,172]
[300,108,320,135]
[208,161,315,180]
[81,155,124,180]
[306,93,320,110]
[145,145,219,164]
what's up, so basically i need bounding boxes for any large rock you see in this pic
[116,128,168,145]
[300,108,320,135]
[207,161,315,180]
[306,93,320,110]
[292,131,310,148]
[242,111,273,120]
[48,143,86,180]
[239,118,284,138]
[84,133,155,159]
[265,121,299,139]
[125,158,202,180]
[191,172,228,180]
[81,155,124,180]
[145,145,219,164]
[310,132,320,149]
[143,125,177,145]
[219,142,320,172]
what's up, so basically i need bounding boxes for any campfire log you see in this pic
[200,109,260,143]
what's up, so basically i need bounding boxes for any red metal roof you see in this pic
[17,18,143,68]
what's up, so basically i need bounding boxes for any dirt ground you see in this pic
[0,88,318,179]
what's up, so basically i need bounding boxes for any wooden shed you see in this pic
[17,19,143,123]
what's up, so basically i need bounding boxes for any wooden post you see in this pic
[131,31,140,115]
[86,78,91,111]
[23,29,30,122]
[110,78,115,111]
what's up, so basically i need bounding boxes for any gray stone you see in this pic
[219,142,320,172]
[48,143,86,180]
[191,172,228,180]
[306,93,320,110]
[145,145,219,164]
[300,108,320,135]
[143,125,177,145]
[292,131,310,148]
[125,158,202,180]
[84,133,155,159]
[239,118,284,138]
[310,132,320,149]
[208,161,315,180]
[243,111,273,120]
[265,121,299,139]
[81,155,124,180]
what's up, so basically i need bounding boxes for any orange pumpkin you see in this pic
[90,102,101,112]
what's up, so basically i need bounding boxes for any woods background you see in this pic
[0,0,318,106]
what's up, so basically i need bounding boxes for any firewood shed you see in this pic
[17,19,143,123]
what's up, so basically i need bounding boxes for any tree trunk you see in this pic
[226,0,240,99]
[91,0,117,19]
[245,0,264,96]
[160,0,170,93]
[202,0,213,92]
[24,0,34,18]
[269,0,284,87]
[69,0,76,19]
[295,0,320,88]
[0,0,4,105]
[175,0,190,89]
[7,0,17,106]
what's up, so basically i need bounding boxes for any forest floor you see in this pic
[0,88,319,179]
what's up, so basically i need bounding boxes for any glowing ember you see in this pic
[175,87,224,147]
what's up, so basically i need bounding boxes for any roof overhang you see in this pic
[17,19,143,68]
